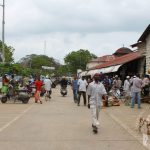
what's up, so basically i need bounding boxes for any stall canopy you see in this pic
[86,69,100,77]
[86,64,122,77]
[101,64,122,74]
[80,71,88,77]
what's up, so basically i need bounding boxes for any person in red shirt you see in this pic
[34,76,43,104]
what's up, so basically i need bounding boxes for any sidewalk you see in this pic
[105,102,150,149]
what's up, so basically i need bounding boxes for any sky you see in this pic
[0,0,150,64]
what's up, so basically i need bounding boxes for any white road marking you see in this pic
[0,105,33,133]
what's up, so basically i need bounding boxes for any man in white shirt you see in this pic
[88,73,107,134]
[44,75,52,99]
[77,76,88,106]
[123,76,131,105]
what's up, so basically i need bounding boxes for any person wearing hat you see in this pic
[44,75,52,100]
[123,76,131,105]
[88,73,107,133]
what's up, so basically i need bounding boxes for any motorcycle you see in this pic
[60,86,67,96]
[26,84,36,97]
[0,84,30,104]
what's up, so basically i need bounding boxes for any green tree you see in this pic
[18,54,61,76]
[64,49,97,74]
[56,65,69,76]
[0,40,14,63]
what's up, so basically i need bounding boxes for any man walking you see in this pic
[77,76,87,106]
[71,76,78,103]
[131,75,142,109]
[88,73,107,133]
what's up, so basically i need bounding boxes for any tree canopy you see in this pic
[64,49,97,74]
[0,40,14,63]
[18,54,61,76]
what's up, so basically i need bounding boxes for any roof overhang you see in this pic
[86,69,100,77]
[80,71,88,77]
[131,42,142,48]
[138,24,150,42]
[100,64,122,74]
[86,64,122,77]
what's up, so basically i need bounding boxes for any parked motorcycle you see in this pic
[60,86,67,96]
[0,84,30,104]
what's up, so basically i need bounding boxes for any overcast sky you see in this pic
[0,0,149,63]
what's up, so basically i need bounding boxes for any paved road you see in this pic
[0,86,147,150]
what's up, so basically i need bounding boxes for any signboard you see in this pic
[42,66,55,70]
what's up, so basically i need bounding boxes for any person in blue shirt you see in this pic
[71,76,78,103]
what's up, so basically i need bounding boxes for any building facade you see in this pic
[131,24,150,75]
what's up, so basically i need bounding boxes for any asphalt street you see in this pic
[0,86,147,150]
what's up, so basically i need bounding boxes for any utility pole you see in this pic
[0,0,5,63]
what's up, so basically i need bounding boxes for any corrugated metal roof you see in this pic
[95,51,142,69]
[90,55,115,62]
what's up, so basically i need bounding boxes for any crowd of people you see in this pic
[0,74,53,104]
[71,73,150,133]
[0,73,150,134]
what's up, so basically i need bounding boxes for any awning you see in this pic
[80,71,88,77]
[101,64,122,73]
[112,64,122,72]
[86,64,122,76]
[87,69,101,77]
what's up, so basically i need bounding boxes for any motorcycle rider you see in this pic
[60,76,68,95]
[60,76,68,88]
[44,75,52,99]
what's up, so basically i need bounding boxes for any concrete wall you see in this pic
[146,34,150,74]
[138,42,146,56]
[137,57,145,77]
[135,42,146,76]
